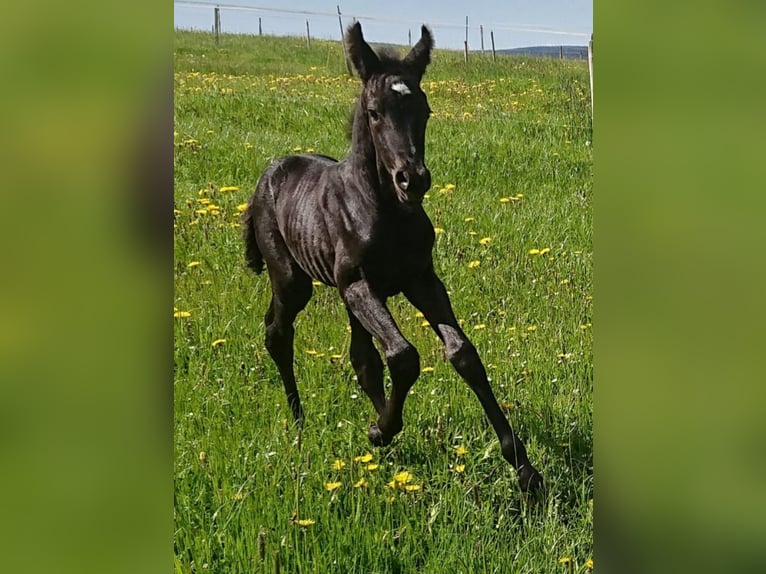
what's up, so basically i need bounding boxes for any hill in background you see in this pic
[493,45,588,60]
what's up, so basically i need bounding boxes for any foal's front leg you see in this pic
[403,268,544,493]
[340,278,419,447]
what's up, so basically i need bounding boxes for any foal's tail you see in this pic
[241,195,264,274]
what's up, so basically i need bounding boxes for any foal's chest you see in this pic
[361,209,435,295]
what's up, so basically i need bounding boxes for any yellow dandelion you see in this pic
[332,460,346,470]
[311,280,322,286]
[219,186,239,192]
[211,338,226,347]
[455,445,468,456]
[197,198,211,205]
[353,453,373,463]
[585,558,593,570]
[479,237,492,246]
[386,479,397,489]
[454,464,465,473]
[236,203,248,212]
[324,481,342,491]
[499,197,511,203]
[305,349,319,355]
[527,325,537,331]
[366,463,379,471]
[559,556,572,565]
[404,484,421,491]
[233,492,245,500]
[292,146,303,152]
[529,248,541,255]
[414,311,424,318]
[198,451,207,463]
[295,518,315,527]
[194,209,208,215]
[422,366,435,373]
[468,231,477,236]
[174,310,191,318]
[464,216,475,222]
[468,260,480,269]
[393,471,413,484]
[353,477,368,488]
[473,324,486,330]
[421,320,430,327]
[434,227,444,234]
[329,354,343,360]
[187,261,201,268]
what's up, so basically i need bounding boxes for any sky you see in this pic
[174,1,592,50]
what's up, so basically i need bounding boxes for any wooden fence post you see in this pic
[464,16,469,63]
[214,6,220,45]
[490,30,496,62]
[306,20,311,48]
[258,17,262,36]
[480,25,484,53]
[588,34,594,118]
[337,5,353,76]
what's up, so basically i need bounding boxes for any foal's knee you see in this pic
[448,341,485,383]
[385,344,420,386]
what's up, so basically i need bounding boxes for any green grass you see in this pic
[174,30,592,573]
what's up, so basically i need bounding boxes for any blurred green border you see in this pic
[597,1,766,572]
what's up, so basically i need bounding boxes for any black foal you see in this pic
[242,23,542,492]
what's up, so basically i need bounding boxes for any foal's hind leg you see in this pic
[262,264,313,423]
[346,309,386,415]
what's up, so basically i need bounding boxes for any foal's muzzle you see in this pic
[394,164,431,203]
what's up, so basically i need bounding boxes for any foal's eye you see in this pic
[367,109,380,122]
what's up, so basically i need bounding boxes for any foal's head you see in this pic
[345,23,434,204]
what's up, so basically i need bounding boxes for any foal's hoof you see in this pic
[368,422,392,447]
[517,465,545,496]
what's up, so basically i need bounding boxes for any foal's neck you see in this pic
[348,102,391,201]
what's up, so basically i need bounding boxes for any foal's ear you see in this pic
[404,25,434,81]
[345,22,381,82]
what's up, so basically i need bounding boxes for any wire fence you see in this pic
[174,1,594,120]
[174,1,591,59]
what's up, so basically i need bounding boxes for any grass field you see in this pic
[174,30,592,573]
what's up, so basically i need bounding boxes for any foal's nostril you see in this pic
[395,170,409,190]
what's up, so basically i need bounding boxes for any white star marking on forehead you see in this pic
[391,81,411,95]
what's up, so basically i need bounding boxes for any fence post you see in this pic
[258,17,262,36]
[464,16,469,63]
[408,29,412,47]
[306,20,311,48]
[480,25,484,54]
[337,5,353,76]
[588,34,594,119]
[214,6,220,45]
[490,30,496,62]
[560,45,564,59]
